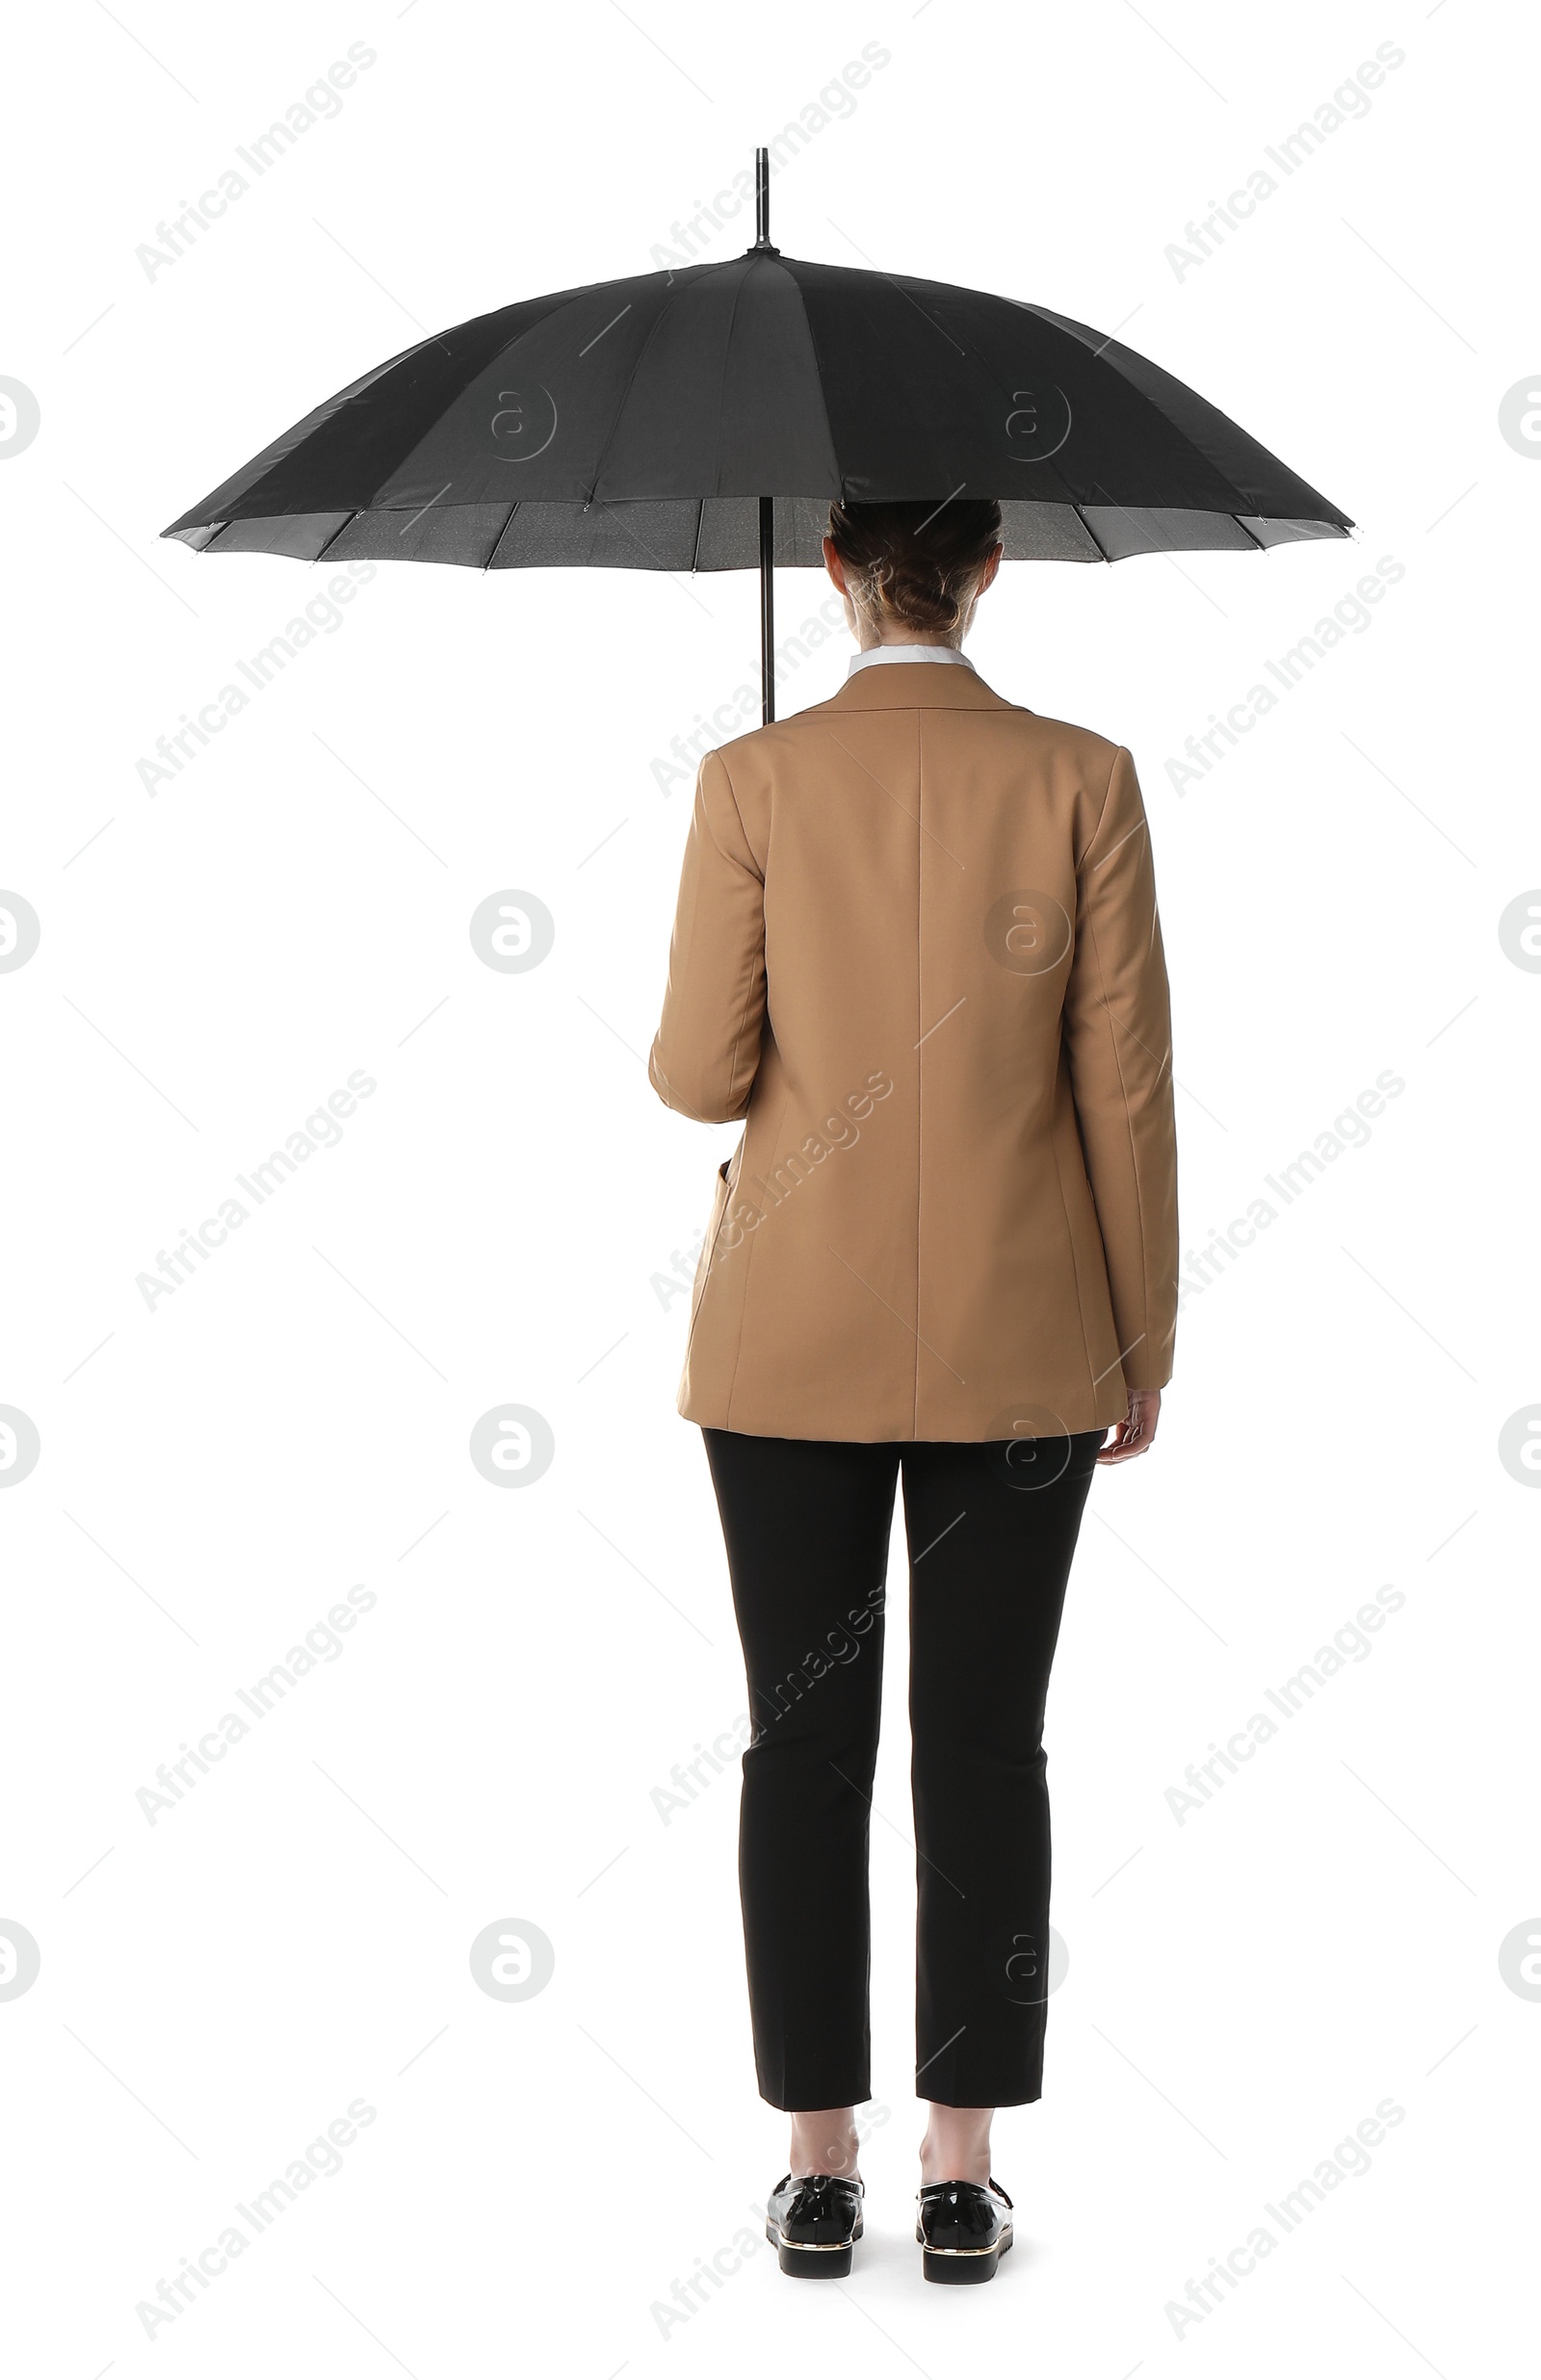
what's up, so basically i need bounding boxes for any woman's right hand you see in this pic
[1096,1388,1161,1464]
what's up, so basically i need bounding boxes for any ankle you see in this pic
[919,2106,993,2187]
[919,2147,992,2185]
[789,2108,861,2180]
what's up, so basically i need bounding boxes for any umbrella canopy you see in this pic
[164,150,1351,716]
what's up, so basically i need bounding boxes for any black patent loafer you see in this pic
[765,2172,865,2277]
[916,2177,1014,2285]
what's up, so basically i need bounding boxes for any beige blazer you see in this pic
[648,661,1178,1441]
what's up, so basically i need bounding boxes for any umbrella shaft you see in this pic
[759,495,775,725]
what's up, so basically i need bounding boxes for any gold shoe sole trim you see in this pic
[916,2229,1012,2257]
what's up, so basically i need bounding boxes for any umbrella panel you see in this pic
[169,494,1344,571]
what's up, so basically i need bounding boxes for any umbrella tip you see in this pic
[748,144,779,252]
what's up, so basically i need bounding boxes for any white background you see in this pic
[3,1,1536,2372]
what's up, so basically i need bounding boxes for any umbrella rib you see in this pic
[455,256,749,533]
[575,249,770,510]
[1071,503,1112,563]
[581,266,703,503]
[1230,512,1267,551]
[1022,301,1283,522]
[310,511,359,566]
[688,499,705,576]
[483,503,522,570]
[803,275,846,511]
[773,260,847,507]
[388,289,594,517]
[211,304,568,531]
[713,264,750,505]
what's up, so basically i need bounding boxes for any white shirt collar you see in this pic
[845,643,978,680]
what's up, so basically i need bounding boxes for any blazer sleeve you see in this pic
[648,748,768,1123]
[1062,745,1179,1394]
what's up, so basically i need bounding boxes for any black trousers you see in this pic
[702,1426,1102,2112]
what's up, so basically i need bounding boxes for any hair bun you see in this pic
[827,498,1002,637]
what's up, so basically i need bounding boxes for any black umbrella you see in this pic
[164,149,1351,721]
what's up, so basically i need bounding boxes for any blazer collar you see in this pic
[804,661,1020,715]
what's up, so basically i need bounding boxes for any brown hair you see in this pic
[826,496,1003,638]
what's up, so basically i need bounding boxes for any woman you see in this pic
[648,497,1178,2286]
